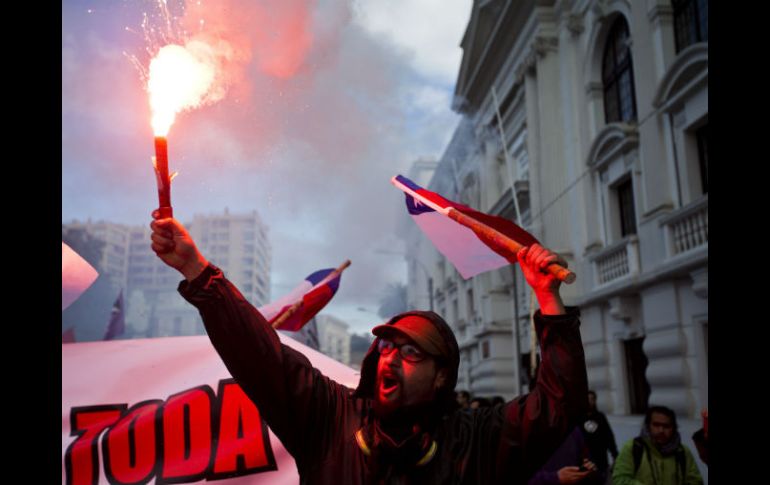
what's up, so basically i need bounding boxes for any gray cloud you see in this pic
[63,0,463,333]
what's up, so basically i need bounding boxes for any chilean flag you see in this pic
[62,242,99,311]
[392,174,539,279]
[258,268,343,332]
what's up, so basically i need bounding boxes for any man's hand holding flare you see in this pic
[151,210,209,282]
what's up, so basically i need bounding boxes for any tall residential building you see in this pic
[64,209,272,339]
[189,208,272,308]
[405,0,707,420]
[62,220,130,294]
[316,314,351,366]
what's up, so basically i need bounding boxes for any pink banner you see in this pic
[62,333,360,484]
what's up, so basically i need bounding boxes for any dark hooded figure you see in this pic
[150,213,589,484]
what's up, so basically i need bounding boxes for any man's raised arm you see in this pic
[497,244,589,481]
[150,213,348,467]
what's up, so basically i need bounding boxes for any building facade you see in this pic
[405,0,707,419]
[189,209,272,308]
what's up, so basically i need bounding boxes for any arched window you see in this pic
[673,0,708,53]
[602,17,637,124]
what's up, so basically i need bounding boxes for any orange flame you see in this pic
[148,42,218,136]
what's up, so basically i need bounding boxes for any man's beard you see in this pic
[372,400,437,444]
[373,392,405,418]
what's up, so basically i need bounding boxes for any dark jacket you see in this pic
[581,410,618,470]
[179,264,588,484]
[527,427,603,485]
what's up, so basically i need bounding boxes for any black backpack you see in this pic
[632,437,687,480]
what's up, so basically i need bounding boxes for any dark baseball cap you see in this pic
[372,315,451,359]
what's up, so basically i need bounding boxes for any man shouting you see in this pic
[150,212,588,484]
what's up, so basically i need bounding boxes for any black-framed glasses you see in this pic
[377,338,427,363]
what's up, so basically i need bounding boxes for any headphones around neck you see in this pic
[355,427,437,467]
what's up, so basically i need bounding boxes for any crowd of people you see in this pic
[456,388,708,485]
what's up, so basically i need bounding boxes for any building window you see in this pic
[466,289,474,321]
[673,0,708,53]
[602,17,637,124]
[616,178,637,237]
[481,340,490,359]
[696,124,708,194]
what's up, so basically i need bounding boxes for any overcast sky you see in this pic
[62,0,472,334]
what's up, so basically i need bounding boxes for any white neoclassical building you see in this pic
[404,0,707,419]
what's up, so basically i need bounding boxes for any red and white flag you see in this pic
[259,265,347,331]
[62,242,99,311]
[391,175,539,279]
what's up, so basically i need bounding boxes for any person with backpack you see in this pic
[612,406,703,485]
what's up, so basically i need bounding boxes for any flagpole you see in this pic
[271,300,304,329]
[446,209,576,283]
[491,85,527,397]
[491,86,523,225]
[271,260,351,329]
[529,290,537,380]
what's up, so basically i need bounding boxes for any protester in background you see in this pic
[581,390,618,483]
[491,395,505,407]
[613,406,703,485]
[456,390,471,411]
[691,409,708,466]
[470,397,491,409]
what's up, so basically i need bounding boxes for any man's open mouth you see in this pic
[381,375,400,394]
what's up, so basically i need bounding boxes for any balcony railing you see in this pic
[590,235,640,286]
[661,195,708,258]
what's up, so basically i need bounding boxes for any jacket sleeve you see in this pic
[178,264,349,467]
[526,470,561,485]
[498,306,589,479]
[611,441,645,485]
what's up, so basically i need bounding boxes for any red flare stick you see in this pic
[154,136,173,218]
